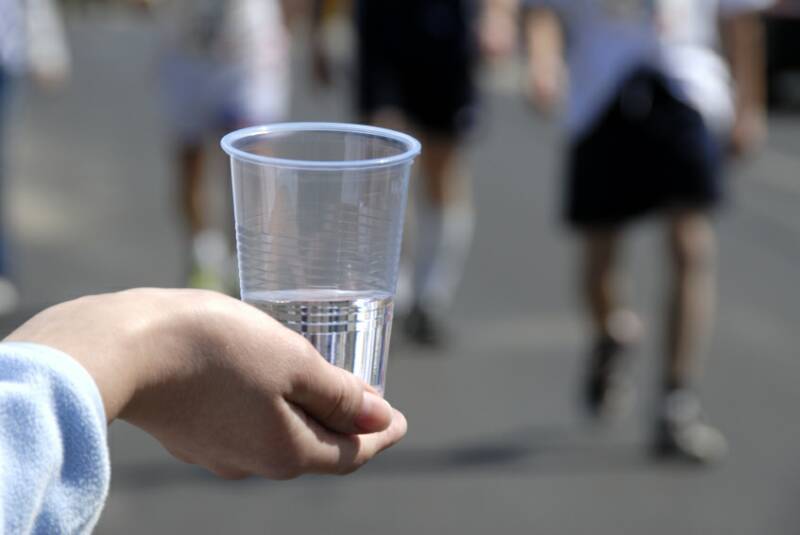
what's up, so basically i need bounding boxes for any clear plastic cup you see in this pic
[221,123,420,393]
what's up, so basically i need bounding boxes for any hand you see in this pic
[5,289,407,479]
[30,68,69,92]
[523,6,564,116]
[526,64,562,116]
[479,6,518,60]
[729,108,767,157]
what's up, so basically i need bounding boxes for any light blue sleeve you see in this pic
[719,0,775,14]
[520,0,561,8]
[0,342,110,534]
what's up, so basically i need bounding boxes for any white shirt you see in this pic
[154,0,290,124]
[0,0,69,76]
[530,0,773,138]
[154,0,288,68]
[0,0,26,72]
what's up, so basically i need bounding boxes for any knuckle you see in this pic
[285,447,312,476]
[288,338,322,385]
[296,336,323,366]
[259,441,307,481]
[321,371,361,426]
[337,454,369,476]
[324,380,349,423]
[334,436,367,476]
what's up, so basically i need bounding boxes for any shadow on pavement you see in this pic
[109,424,675,491]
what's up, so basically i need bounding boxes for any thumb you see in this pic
[287,348,394,435]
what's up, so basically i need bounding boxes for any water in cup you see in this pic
[245,289,394,394]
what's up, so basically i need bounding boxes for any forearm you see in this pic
[484,0,519,17]
[721,13,766,118]
[525,7,564,73]
[4,291,172,422]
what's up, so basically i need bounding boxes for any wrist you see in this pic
[3,293,148,421]
[115,289,206,424]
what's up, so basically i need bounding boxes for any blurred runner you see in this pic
[524,0,770,462]
[0,0,70,313]
[143,0,291,291]
[312,0,517,347]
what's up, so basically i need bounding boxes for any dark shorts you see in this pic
[566,68,724,228]
[355,0,478,137]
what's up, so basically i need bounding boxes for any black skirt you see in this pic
[355,0,478,136]
[566,67,724,227]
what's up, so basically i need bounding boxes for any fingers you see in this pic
[287,347,394,435]
[479,4,518,60]
[526,72,560,116]
[269,404,408,478]
[728,110,767,158]
[321,407,407,475]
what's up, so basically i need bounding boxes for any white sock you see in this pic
[412,196,444,308]
[192,228,230,274]
[413,197,475,313]
[429,201,474,308]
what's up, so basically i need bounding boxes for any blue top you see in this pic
[524,0,773,137]
[0,342,109,534]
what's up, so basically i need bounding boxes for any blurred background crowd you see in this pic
[2,0,800,533]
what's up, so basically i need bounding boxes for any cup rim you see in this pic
[220,122,422,170]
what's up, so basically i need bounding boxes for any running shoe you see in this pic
[653,389,728,464]
[403,304,447,348]
[584,335,635,420]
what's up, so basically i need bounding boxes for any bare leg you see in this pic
[583,229,622,340]
[405,130,473,345]
[664,208,716,390]
[178,143,228,291]
[413,133,473,311]
[654,209,726,463]
[365,109,407,134]
[582,227,639,417]
[364,111,416,312]
[367,113,473,344]
[418,133,460,207]
[178,144,206,235]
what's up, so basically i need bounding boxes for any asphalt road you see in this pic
[4,10,800,535]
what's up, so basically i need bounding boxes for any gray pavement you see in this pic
[4,10,800,535]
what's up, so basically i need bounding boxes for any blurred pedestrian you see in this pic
[312,0,517,347]
[2,288,406,533]
[524,0,770,463]
[143,0,291,292]
[0,0,70,313]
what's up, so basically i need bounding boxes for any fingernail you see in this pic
[355,391,393,432]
